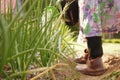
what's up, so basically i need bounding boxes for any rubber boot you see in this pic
[74,49,89,64]
[76,57,107,76]
[75,36,107,76]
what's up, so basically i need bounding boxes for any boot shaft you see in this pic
[87,57,104,70]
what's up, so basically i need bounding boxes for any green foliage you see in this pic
[0,0,75,79]
[103,39,120,43]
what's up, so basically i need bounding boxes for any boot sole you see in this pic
[75,65,107,76]
[80,69,107,76]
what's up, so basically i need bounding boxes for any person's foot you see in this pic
[75,57,107,76]
[74,49,89,64]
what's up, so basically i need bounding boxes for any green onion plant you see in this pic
[0,0,76,79]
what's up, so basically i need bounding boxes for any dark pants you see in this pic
[86,36,103,59]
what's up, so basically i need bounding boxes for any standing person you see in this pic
[76,0,120,76]
[60,0,120,76]
[60,0,106,76]
[75,0,106,76]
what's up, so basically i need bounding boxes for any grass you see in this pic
[103,39,120,43]
[0,0,77,79]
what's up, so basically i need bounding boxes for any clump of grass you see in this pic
[0,0,77,79]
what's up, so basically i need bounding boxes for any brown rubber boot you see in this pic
[74,49,89,64]
[75,57,107,76]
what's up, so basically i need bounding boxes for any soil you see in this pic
[1,54,120,80]
[52,54,120,80]
[78,54,120,80]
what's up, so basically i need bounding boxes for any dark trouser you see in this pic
[86,36,103,59]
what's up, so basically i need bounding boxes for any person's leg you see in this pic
[75,0,107,76]
[76,36,106,76]
[86,36,103,59]
[74,36,103,63]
